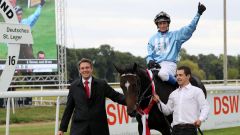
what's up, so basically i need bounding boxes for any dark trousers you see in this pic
[172,124,197,135]
[70,123,92,135]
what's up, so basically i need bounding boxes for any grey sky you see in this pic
[66,0,240,57]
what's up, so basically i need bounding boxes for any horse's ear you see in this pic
[133,63,138,72]
[114,64,124,74]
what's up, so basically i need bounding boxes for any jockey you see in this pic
[146,2,206,85]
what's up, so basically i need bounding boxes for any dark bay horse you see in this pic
[115,63,206,135]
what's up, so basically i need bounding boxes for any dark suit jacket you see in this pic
[59,77,126,135]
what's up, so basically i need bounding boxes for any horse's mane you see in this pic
[136,66,148,78]
[123,64,136,74]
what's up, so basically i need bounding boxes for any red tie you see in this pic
[84,80,90,98]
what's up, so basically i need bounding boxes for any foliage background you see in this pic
[66,44,240,82]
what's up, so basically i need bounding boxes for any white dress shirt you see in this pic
[82,77,92,97]
[158,83,209,126]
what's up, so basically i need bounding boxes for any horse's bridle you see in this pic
[120,73,153,107]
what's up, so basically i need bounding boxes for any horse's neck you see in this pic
[137,68,152,109]
[139,72,152,108]
[138,69,152,88]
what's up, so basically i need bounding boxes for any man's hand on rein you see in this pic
[152,94,160,103]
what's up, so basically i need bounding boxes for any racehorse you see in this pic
[115,63,206,135]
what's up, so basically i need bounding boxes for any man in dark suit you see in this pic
[58,58,126,135]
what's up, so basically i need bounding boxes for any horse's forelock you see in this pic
[114,64,137,75]
[124,64,137,74]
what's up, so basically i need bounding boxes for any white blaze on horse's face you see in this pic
[125,81,130,91]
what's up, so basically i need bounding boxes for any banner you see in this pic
[107,88,240,134]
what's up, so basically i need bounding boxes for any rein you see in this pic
[137,80,152,106]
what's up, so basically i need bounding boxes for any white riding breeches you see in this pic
[158,61,177,81]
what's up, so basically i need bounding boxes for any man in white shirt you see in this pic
[153,66,209,135]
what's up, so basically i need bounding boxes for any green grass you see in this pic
[0,0,56,59]
[0,124,239,135]
[0,106,65,125]
[0,106,239,135]
[0,122,57,135]
[0,122,71,135]
[0,106,70,135]
[204,126,240,135]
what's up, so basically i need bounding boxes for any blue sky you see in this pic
[66,0,240,57]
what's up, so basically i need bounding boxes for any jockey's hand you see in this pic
[194,119,202,128]
[147,60,156,69]
[152,94,160,103]
[198,2,206,15]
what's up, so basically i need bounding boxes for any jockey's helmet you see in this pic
[154,11,171,25]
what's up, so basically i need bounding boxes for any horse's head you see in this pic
[115,63,150,117]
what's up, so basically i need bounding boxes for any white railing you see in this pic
[0,90,68,135]
[1,82,240,135]
[202,79,240,85]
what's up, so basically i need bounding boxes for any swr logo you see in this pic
[214,95,239,115]
[107,103,129,125]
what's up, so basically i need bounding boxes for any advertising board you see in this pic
[0,0,57,73]
[106,88,240,134]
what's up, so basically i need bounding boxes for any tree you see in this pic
[228,68,239,79]
[198,54,222,80]
[178,60,206,80]
[238,55,240,79]
[66,48,78,80]
[95,44,116,82]
[227,56,239,79]
[179,48,198,63]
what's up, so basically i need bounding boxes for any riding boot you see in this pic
[167,75,177,86]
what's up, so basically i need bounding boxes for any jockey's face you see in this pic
[79,62,93,80]
[157,21,169,33]
[17,13,22,22]
[176,69,190,87]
